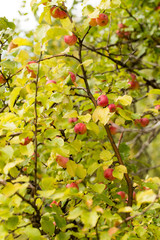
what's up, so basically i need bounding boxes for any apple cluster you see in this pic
[89,13,109,27]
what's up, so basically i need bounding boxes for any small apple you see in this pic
[140,118,149,127]
[20,137,32,145]
[104,168,115,181]
[68,117,78,123]
[26,61,37,78]
[128,80,139,90]
[8,41,18,52]
[109,125,118,135]
[56,155,69,168]
[50,6,61,18]
[116,29,125,38]
[64,34,77,46]
[97,94,109,107]
[89,18,97,26]
[59,10,67,19]
[46,79,56,84]
[108,104,116,112]
[155,105,160,110]
[117,191,126,199]
[116,104,123,109]
[66,182,79,190]
[68,71,76,83]
[49,200,59,207]
[130,73,136,81]
[118,23,127,29]
[96,13,109,26]
[155,3,160,10]
[0,74,6,84]
[74,123,87,135]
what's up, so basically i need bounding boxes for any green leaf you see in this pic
[117,108,132,120]
[148,89,160,95]
[13,37,32,46]
[100,150,113,161]
[76,164,86,179]
[81,210,99,228]
[118,206,133,213]
[8,87,21,111]
[41,215,55,235]
[25,226,41,240]
[88,162,100,175]
[47,26,68,39]
[3,159,23,175]
[6,216,19,230]
[113,165,127,180]
[54,214,66,229]
[63,110,78,118]
[67,161,77,177]
[67,207,82,220]
[91,183,106,194]
[136,190,156,206]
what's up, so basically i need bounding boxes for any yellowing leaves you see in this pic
[117,95,132,106]
[136,190,157,206]
[113,165,127,180]
[79,114,91,123]
[92,106,110,125]
[63,110,78,118]
[67,161,86,179]
[13,37,32,46]
[8,87,21,112]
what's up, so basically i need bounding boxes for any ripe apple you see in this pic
[50,7,60,18]
[155,3,160,10]
[74,123,87,135]
[66,182,79,190]
[59,10,68,19]
[26,61,37,78]
[109,125,118,135]
[155,105,160,110]
[97,94,109,107]
[49,200,59,207]
[64,34,77,46]
[140,118,149,127]
[130,73,136,81]
[8,41,18,52]
[117,191,126,199]
[89,18,97,26]
[46,79,56,84]
[116,29,125,38]
[118,23,127,29]
[104,168,115,181]
[68,117,78,123]
[96,13,108,26]
[134,118,149,127]
[56,155,69,168]
[128,80,139,90]
[68,71,76,83]
[0,74,6,84]
[20,137,32,145]
[108,104,116,112]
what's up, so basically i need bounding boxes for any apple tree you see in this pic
[0,0,160,239]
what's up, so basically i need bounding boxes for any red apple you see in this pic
[74,123,87,135]
[104,168,115,181]
[68,117,78,123]
[128,80,139,90]
[140,118,149,127]
[56,155,69,168]
[130,73,136,81]
[59,10,67,19]
[46,80,56,84]
[26,61,37,78]
[66,182,79,190]
[118,23,127,29]
[49,200,59,207]
[50,6,61,18]
[64,34,77,46]
[0,74,6,84]
[155,105,160,110]
[89,18,97,26]
[108,104,116,112]
[155,3,160,10]
[109,125,118,135]
[116,29,125,38]
[116,104,123,109]
[97,94,109,107]
[68,71,76,83]
[96,13,109,26]
[117,191,126,199]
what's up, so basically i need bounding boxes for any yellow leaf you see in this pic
[92,106,110,125]
[63,110,78,118]
[79,114,91,123]
[117,95,132,106]
[8,87,21,111]
[13,37,32,46]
